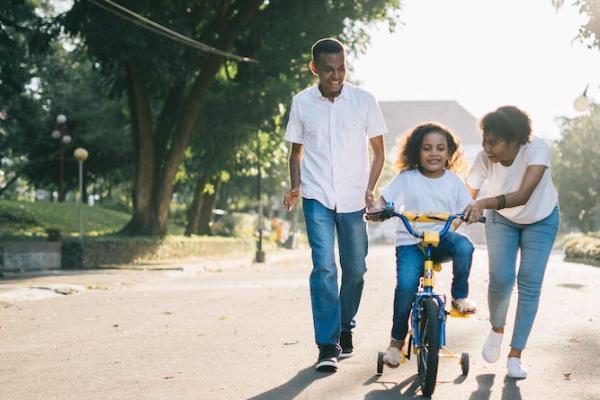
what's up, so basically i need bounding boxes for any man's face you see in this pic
[311,52,346,95]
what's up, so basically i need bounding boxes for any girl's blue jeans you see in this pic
[302,198,368,347]
[391,231,474,341]
[485,206,559,350]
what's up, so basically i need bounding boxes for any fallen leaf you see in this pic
[284,340,299,346]
[219,315,228,320]
[564,373,572,381]
[162,376,175,380]
[113,324,119,328]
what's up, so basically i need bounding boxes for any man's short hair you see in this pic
[311,38,345,64]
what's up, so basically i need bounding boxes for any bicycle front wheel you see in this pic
[417,297,440,397]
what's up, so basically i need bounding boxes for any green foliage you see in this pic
[553,105,600,232]
[0,0,55,103]
[1,41,133,195]
[576,0,600,48]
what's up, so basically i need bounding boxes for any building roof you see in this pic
[379,100,482,151]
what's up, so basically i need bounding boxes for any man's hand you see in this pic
[283,188,300,211]
[365,189,376,210]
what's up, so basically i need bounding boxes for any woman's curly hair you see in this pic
[394,122,468,175]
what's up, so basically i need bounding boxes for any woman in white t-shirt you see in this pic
[464,105,560,379]
[368,122,477,368]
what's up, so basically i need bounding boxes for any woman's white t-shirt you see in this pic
[466,136,558,224]
[381,169,473,246]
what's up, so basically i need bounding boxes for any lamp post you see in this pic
[573,84,591,112]
[74,147,88,241]
[255,131,265,263]
[51,114,71,202]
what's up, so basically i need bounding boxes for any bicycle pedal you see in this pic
[449,308,472,318]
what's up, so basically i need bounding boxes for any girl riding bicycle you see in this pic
[369,122,477,367]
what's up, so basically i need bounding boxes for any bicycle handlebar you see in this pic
[364,205,486,239]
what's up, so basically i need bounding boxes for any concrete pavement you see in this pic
[1,246,599,399]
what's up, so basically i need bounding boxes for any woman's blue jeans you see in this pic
[391,231,474,341]
[485,207,559,350]
[302,198,368,348]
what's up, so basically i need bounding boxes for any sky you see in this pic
[351,0,600,140]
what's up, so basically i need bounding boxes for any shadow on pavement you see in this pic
[501,376,522,400]
[468,374,495,400]
[363,374,425,399]
[246,365,331,400]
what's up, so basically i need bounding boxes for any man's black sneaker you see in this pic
[339,331,354,359]
[315,345,339,372]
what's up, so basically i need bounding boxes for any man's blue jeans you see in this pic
[485,207,559,350]
[391,231,474,341]
[302,198,368,348]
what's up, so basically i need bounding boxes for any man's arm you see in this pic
[365,135,385,209]
[284,143,303,210]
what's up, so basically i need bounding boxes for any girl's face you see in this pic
[482,132,520,164]
[419,132,450,178]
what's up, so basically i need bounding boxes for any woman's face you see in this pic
[419,132,449,177]
[482,132,519,164]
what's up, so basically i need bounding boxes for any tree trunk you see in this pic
[185,175,207,236]
[122,0,263,236]
[120,63,158,235]
[197,180,221,235]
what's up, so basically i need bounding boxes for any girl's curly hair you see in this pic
[394,122,468,175]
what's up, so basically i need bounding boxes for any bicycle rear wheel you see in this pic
[417,298,440,397]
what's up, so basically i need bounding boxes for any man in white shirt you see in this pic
[283,38,388,372]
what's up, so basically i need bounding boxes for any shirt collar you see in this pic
[313,83,348,102]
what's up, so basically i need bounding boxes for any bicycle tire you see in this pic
[417,298,440,397]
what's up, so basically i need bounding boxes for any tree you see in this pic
[553,106,600,232]
[64,0,402,236]
[0,0,54,105]
[1,43,132,201]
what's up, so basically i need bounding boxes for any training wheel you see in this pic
[377,351,384,375]
[460,352,469,376]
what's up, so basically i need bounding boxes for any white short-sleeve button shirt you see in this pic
[284,83,388,212]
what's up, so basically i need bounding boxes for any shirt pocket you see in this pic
[343,115,365,144]
[304,122,322,146]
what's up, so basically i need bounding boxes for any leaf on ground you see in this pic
[162,376,175,380]
[219,315,228,320]
[563,372,572,380]
[283,340,299,346]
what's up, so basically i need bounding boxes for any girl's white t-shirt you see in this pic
[466,136,558,224]
[381,169,473,246]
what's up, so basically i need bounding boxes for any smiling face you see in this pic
[419,132,450,177]
[482,132,520,164]
[310,51,346,98]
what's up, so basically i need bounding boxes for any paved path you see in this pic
[1,246,599,399]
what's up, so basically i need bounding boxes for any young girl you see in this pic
[369,122,477,367]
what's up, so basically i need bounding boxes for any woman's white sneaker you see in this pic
[482,330,503,363]
[507,357,527,379]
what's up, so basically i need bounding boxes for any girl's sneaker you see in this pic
[383,346,403,368]
[451,298,478,314]
[482,330,503,363]
[507,357,527,379]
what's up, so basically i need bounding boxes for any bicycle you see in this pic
[366,204,485,397]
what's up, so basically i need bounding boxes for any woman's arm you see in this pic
[464,165,547,223]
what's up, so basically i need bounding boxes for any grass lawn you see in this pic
[0,200,185,240]
[0,200,134,239]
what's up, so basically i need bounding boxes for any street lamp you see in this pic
[51,114,72,201]
[255,131,265,263]
[573,84,591,112]
[74,147,88,241]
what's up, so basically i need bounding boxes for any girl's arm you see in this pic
[464,165,546,223]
